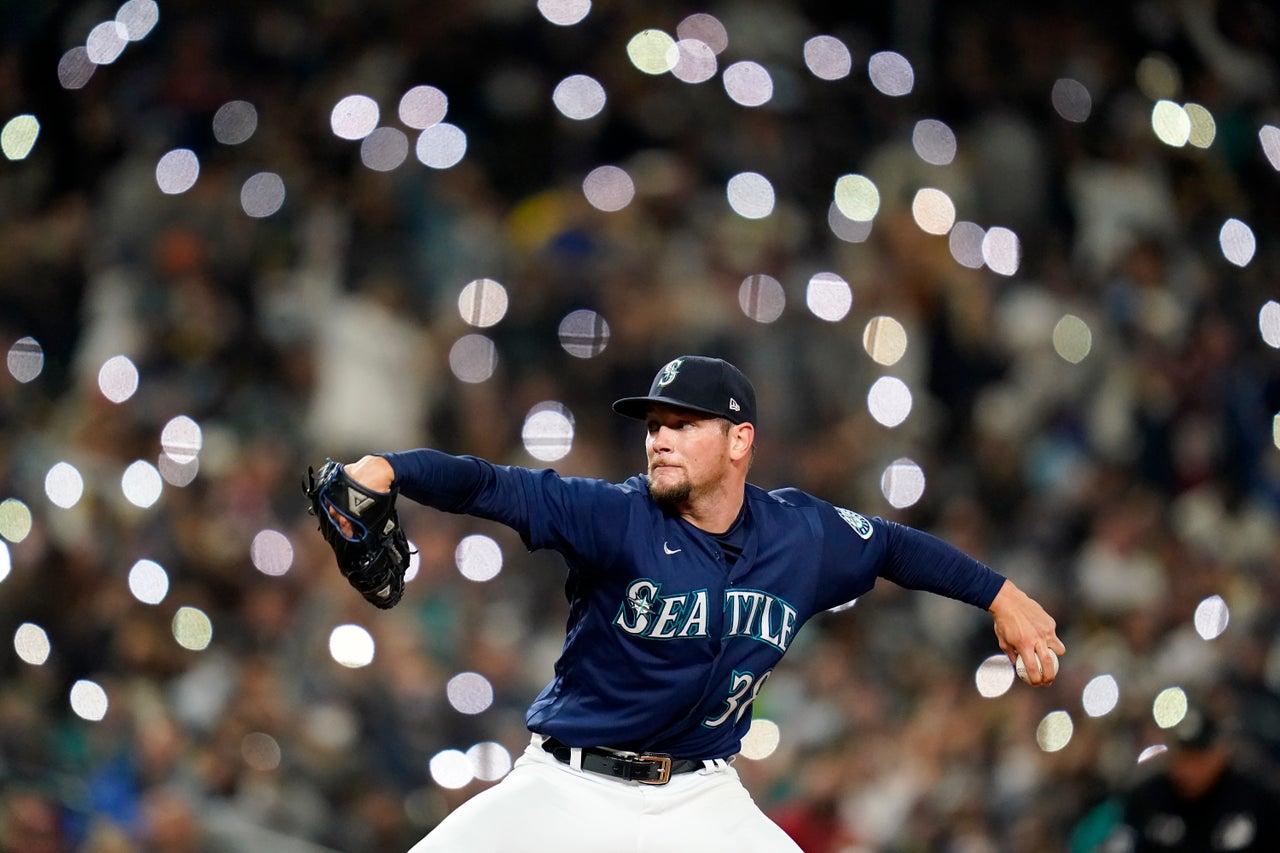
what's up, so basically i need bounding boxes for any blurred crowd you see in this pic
[3,0,1280,851]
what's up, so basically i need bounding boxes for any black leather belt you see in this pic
[540,736,703,785]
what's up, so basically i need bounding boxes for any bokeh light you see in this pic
[117,0,160,41]
[98,355,139,402]
[975,654,1015,698]
[44,462,84,509]
[1219,218,1256,267]
[86,22,127,65]
[677,13,728,54]
[1151,99,1190,147]
[70,679,109,722]
[212,100,257,145]
[331,95,379,140]
[127,559,169,605]
[828,203,873,243]
[0,541,9,583]
[468,742,512,782]
[455,534,503,582]
[241,172,286,217]
[416,123,467,168]
[1184,102,1215,148]
[1136,53,1181,101]
[242,732,282,772]
[1051,78,1092,123]
[1053,315,1093,363]
[726,172,775,219]
[949,221,986,268]
[7,336,44,382]
[1260,301,1280,348]
[867,378,912,428]
[1082,675,1119,718]
[522,403,575,462]
[458,278,509,328]
[14,623,50,665]
[834,174,880,221]
[867,51,914,96]
[329,624,375,668]
[740,718,781,760]
[399,85,449,129]
[1193,595,1229,640]
[160,416,202,464]
[360,128,409,172]
[122,460,163,508]
[251,529,294,577]
[669,39,718,85]
[627,30,676,75]
[739,274,786,324]
[449,335,497,383]
[913,119,956,165]
[982,226,1020,276]
[803,36,852,81]
[1261,125,1280,170]
[537,0,591,27]
[2,115,40,161]
[723,61,773,107]
[806,272,852,322]
[446,672,495,715]
[158,454,199,487]
[429,749,474,789]
[58,47,96,90]
[582,165,634,212]
[863,316,908,366]
[553,75,606,120]
[0,499,34,543]
[172,607,213,651]
[1036,710,1074,752]
[911,187,956,235]
[155,149,199,194]
[881,457,925,508]
[1152,686,1188,729]
[558,309,610,358]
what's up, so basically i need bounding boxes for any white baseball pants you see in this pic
[406,735,803,852]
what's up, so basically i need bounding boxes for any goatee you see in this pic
[648,478,691,509]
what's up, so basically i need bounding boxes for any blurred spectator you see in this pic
[1086,712,1280,852]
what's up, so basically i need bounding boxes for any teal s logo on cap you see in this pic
[656,358,684,387]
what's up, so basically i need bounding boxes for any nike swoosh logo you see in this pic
[663,542,682,555]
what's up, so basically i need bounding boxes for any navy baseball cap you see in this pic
[613,356,757,425]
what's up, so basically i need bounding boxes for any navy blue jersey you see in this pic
[384,449,1006,760]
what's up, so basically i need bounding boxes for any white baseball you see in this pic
[1015,648,1059,683]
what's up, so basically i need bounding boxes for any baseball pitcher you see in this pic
[306,355,1065,852]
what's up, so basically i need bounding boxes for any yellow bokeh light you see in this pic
[1035,710,1074,752]
[1184,102,1215,149]
[172,606,213,651]
[1152,686,1188,729]
[834,174,880,221]
[627,29,676,75]
[863,316,908,366]
[1052,314,1092,363]
[0,499,33,543]
[1,114,40,161]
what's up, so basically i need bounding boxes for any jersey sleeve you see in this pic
[380,448,633,570]
[798,491,1006,611]
[877,520,1006,608]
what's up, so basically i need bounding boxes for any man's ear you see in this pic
[730,422,754,462]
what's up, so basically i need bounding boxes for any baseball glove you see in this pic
[304,458,411,609]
